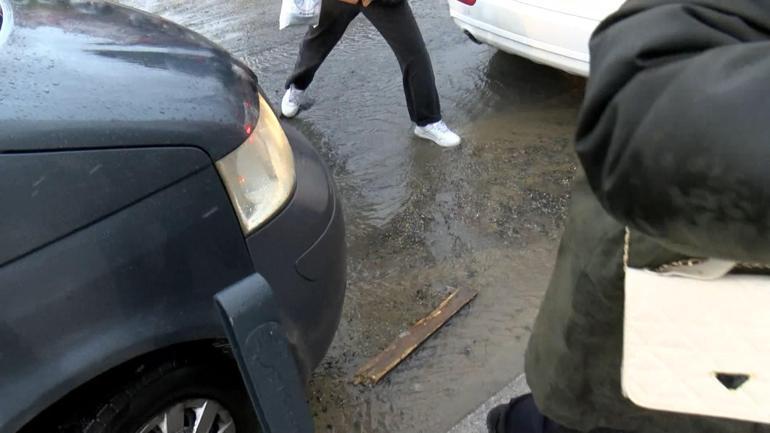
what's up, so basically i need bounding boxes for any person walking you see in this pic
[487,0,770,432]
[281,0,461,147]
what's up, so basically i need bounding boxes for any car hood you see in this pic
[0,0,258,159]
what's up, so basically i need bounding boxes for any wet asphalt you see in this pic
[121,0,585,431]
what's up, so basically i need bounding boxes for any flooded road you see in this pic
[121,0,584,431]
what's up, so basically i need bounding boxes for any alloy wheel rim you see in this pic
[136,398,235,433]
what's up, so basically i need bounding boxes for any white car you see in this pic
[448,0,624,76]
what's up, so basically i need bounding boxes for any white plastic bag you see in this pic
[279,0,321,30]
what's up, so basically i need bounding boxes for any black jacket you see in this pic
[580,0,770,263]
[525,1,770,432]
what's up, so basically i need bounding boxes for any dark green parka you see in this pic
[525,1,770,432]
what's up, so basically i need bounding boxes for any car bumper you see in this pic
[243,122,346,380]
[448,0,596,76]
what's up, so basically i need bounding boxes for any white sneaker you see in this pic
[281,85,304,118]
[414,121,461,147]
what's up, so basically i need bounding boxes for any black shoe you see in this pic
[486,393,565,433]
[486,403,510,433]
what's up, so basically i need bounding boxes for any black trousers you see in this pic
[495,394,565,433]
[286,0,442,126]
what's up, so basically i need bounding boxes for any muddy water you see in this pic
[121,0,585,431]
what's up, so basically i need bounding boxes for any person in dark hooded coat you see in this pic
[488,1,770,432]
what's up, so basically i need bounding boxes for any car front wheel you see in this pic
[84,355,261,433]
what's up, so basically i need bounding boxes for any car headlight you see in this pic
[216,94,296,234]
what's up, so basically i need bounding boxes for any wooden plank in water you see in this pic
[354,286,479,385]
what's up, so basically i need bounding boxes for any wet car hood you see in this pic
[0,0,258,160]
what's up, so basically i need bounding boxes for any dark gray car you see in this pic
[0,1,346,432]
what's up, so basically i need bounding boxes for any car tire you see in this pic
[83,355,261,433]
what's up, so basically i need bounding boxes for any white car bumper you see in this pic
[448,0,602,77]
